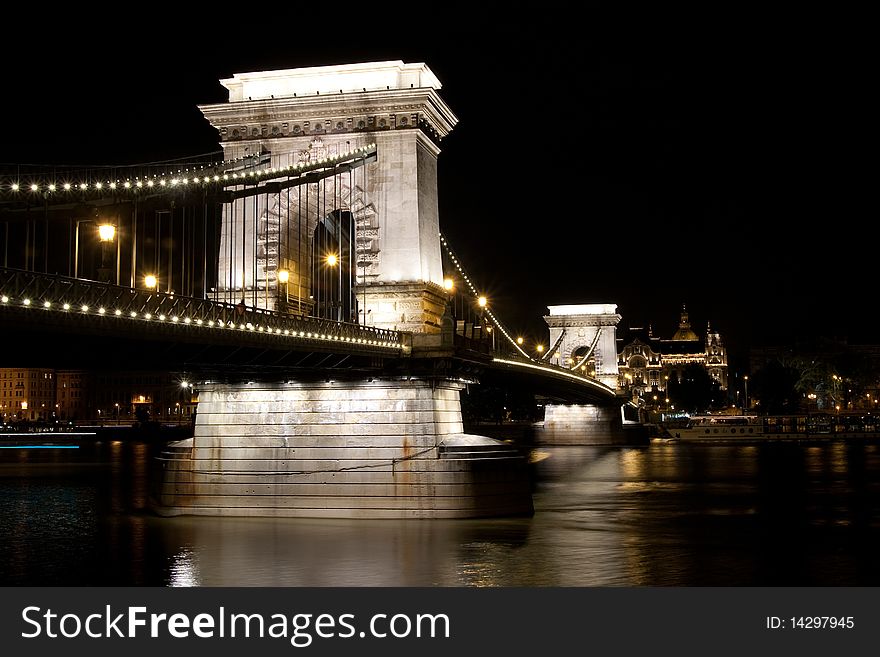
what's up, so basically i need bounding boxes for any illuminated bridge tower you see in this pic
[155,62,533,519]
[543,304,621,388]
[540,304,635,444]
[200,60,457,332]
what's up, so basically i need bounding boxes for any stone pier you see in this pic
[154,378,533,519]
[539,403,629,445]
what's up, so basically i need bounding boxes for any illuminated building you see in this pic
[617,305,728,396]
[0,368,55,421]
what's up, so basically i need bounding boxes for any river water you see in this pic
[1,437,879,586]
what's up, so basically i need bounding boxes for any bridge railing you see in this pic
[0,268,406,351]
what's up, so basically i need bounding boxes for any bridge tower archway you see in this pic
[544,304,622,389]
[312,209,357,322]
[201,61,458,333]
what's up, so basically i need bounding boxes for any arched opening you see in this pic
[570,345,596,377]
[311,209,357,322]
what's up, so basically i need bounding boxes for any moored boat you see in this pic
[665,413,880,442]
[0,429,95,448]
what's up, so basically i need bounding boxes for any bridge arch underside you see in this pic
[475,362,632,446]
[465,361,634,446]
[477,360,617,406]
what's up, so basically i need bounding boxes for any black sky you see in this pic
[0,13,872,369]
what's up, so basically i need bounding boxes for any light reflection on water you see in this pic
[1,438,880,586]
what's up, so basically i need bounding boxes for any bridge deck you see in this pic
[0,267,405,360]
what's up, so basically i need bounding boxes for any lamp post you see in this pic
[477,296,487,342]
[743,375,749,411]
[144,274,158,292]
[326,253,339,320]
[277,269,290,313]
[97,224,116,283]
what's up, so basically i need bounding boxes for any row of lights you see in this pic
[0,291,400,350]
[439,237,594,376]
[439,233,532,359]
[0,153,269,192]
[492,358,612,391]
[1,144,376,195]
[2,152,270,193]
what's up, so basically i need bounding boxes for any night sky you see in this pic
[1,14,871,371]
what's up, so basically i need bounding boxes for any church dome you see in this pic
[671,305,699,341]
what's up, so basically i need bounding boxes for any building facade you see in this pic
[55,370,92,422]
[0,368,55,421]
[1,368,195,424]
[617,306,728,397]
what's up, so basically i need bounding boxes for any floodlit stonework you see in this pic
[156,379,533,519]
[543,304,621,388]
[200,61,457,333]
[153,62,534,519]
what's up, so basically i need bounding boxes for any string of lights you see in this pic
[438,232,531,360]
[0,144,376,198]
[492,357,615,393]
[0,284,401,351]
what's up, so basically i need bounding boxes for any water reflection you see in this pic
[169,546,201,587]
[1,438,880,586]
[154,516,534,586]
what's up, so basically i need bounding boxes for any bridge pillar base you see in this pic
[538,403,634,445]
[153,378,533,519]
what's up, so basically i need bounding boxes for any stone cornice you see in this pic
[544,314,622,328]
[199,88,458,140]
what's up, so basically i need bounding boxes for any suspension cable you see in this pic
[438,232,531,360]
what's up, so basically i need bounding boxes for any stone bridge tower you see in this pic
[199,61,458,332]
[544,304,621,388]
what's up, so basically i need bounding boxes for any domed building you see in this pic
[670,308,699,341]
[617,305,728,396]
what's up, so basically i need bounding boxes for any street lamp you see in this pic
[144,274,158,290]
[277,269,290,311]
[98,224,116,242]
[325,254,339,320]
[443,278,454,291]
[97,224,116,283]
[743,375,749,410]
[477,296,487,308]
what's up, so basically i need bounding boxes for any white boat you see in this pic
[666,413,880,442]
